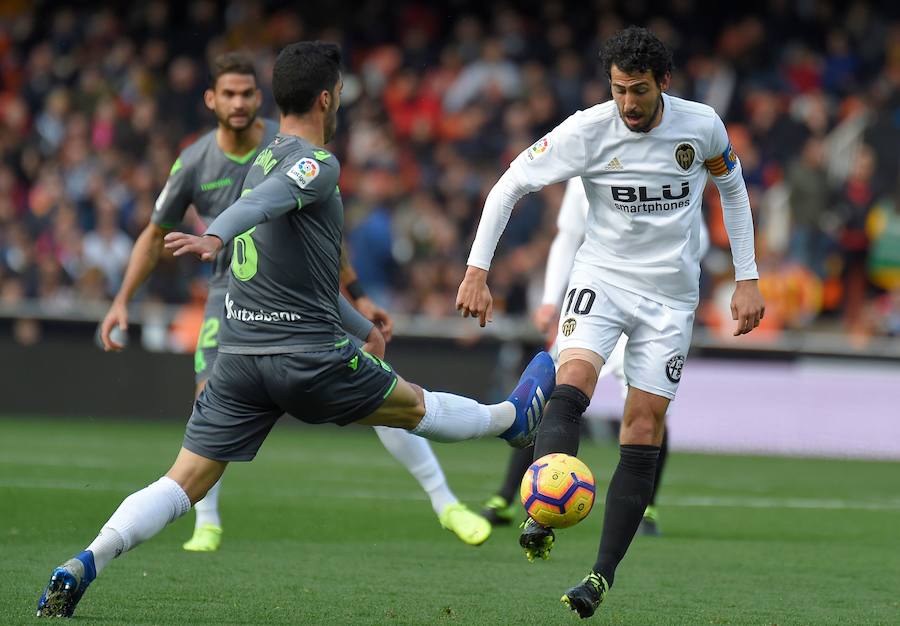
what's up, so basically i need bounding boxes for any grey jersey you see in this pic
[152,119,279,287]
[206,134,344,354]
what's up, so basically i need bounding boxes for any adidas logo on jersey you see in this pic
[605,157,624,171]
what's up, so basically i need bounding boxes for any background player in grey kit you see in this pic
[37,41,554,619]
[98,52,278,552]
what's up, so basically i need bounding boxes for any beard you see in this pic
[218,110,257,132]
[323,107,338,143]
[621,94,663,134]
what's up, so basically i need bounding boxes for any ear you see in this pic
[203,88,216,111]
[320,89,331,111]
[658,72,671,92]
[254,88,262,109]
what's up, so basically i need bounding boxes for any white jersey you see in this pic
[468,92,758,311]
[541,177,711,307]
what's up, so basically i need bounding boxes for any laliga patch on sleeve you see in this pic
[286,157,320,188]
[525,136,550,162]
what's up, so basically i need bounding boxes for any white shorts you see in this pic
[555,274,695,400]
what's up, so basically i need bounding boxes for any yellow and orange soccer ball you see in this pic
[520,453,596,528]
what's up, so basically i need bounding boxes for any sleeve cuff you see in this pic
[465,257,491,271]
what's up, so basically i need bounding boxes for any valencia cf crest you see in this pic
[674,143,695,171]
[665,355,685,383]
[562,318,577,337]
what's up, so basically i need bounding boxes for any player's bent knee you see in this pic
[557,349,602,396]
[355,378,425,430]
[166,447,227,504]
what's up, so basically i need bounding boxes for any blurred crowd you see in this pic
[1,0,900,345]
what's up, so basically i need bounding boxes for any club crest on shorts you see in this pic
[561,318,577,337]
[674,143,695,171]
[665,354,685,383]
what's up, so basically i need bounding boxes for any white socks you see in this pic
[86,476,191,575]
[411,390,516,443]
[193,478,222,528]
[85,528,124,575]
[374,426,457,515]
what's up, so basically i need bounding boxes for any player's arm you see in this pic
[534,178,588,334]
[337,292,386,358]
[167,157,339,260]
[100,157,193,351]
[457,115,587,327]
[340,244,393,341]
[705,116,765,336]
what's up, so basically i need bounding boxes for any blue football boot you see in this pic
[37,551,96,618]
[500,351,555,448]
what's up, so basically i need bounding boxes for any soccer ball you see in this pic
[520,453,596,528]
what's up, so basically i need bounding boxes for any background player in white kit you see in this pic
[457,27,765,618]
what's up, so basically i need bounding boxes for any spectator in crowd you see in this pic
[0,0,899,341]
[787,137,830,276]
[82,198,133,294]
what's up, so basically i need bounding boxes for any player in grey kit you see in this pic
[100,52,489,553]
[37,41,554,618]
[99,52,278,552]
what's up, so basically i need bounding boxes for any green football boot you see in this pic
[183,523,223,552]
[639,505,661,536]
[480,495,519,526]
[439,503,491,546]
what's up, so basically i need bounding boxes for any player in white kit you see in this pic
[482,177,710,535]
[457,27,764,618]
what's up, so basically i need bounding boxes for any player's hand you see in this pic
[355,296,394,342]
[532,303,559,334]
[100,299,129,351]
[362,326,386,359]
[456,266,493,327]
[164,233,223,262]
[731,279,766,336]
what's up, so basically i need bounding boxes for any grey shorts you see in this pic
[194,291,372,385]
[183,340,397,461]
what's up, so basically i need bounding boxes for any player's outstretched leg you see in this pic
[518,382,592,562]
[37,449,224,618]
[361,351,555,448]
[561,571,610,619]
[374,426,491,546]
[183,478,224,551]
[481,445,533,526]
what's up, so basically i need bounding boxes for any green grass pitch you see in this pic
[2,415,898,624]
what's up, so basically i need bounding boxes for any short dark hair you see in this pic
[272,41,342,116]
[600,27,673,85]
[209,52,257,88]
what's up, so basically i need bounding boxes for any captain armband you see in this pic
[704,142,739,177]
